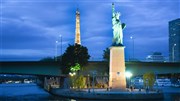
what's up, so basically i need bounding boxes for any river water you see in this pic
[0,83,71,101]
[0,83,179,101]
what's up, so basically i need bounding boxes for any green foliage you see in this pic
[69,75,86,89]
[62,44,90,74]
[143,72,155,89]
[70,63,80,72]
[103,48,110,61]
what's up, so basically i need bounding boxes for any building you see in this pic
[146,52,165,62]
[75,8,81,45]
[169,18,180,62]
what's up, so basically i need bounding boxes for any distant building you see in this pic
[169,18,180,62]
[146,52,165,62]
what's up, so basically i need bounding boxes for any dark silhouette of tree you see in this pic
[62,44,90,74]
[103,48,110,62]
[102,48,110,73]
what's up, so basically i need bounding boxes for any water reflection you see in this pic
[0,83,70,101]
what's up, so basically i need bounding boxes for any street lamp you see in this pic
[87,74,90,92]
[69,72,76,76]
[55,41,58,61]
[92,71,97,93]
[172,43,176,62]
[146,79,149,93]
[125,71,132,89]
[130,36,134,61]
[55,35,62,62]
[59,35,62,62]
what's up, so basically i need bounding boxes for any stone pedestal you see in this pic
[109,46,126,90]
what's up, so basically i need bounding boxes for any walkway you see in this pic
[50,88,164,100]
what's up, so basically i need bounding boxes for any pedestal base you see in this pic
[109,46,126,90]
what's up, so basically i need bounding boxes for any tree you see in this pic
[143,72,155,89]
[70,63,80,72]
[69,75,86,89]
[103,48,110,61]
[62,44,90,74]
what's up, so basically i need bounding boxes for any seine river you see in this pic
[0,83,179,101]
[0,83,72,101]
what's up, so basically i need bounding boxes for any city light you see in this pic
[125,71,133,78]
[172,43,177,62]
[125,71,133,89]
[55,41,58,61]
[69,72,76,76]
[130,36,135,61]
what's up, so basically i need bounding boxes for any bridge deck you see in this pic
[0,61,179,76]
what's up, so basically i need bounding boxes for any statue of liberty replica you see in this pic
[112,3,126,46]
[109,3,127,90]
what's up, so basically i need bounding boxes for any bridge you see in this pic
[126,62,180,76]
[0,61,179,76]
[0,62,62,76]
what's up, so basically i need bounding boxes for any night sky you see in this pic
[1,0,179,61]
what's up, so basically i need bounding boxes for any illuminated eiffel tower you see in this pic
[75,8,81,45]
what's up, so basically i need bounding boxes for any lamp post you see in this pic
[59,35,62,62]
[88,74,90,92]
[55,35,62,62]
[130,36,134,61]
[154,71,158,89]
[155,71,157,83]
[172,43,176,62]
[125,71,132,89]
[146,79,149,93]
[92,71,96,93]
[55,41,58,61]
[92,72,95,93]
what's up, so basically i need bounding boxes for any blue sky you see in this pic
[0,0,179,61]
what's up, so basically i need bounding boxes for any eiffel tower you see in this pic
[75,8,81,45]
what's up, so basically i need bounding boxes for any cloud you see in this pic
[0,48,55,61]
[1,0,179,61]
[119,1,179,29]
[1,49,52,56]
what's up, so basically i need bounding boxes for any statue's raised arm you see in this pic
[112,3,115,18]
[112,3,126,46]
